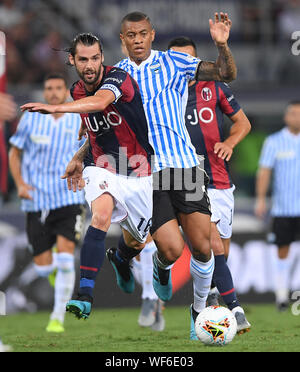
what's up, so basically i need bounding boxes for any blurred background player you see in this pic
[116,11,237,340]
[9,73,86,333]
[168,36,251,335]
[22,33,154,321]
[131,241,165,331]
[255,101,300,311]
[0,92,17,122]
[0,90,17,352]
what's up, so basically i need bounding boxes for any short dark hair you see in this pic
[288,100,300,106]
[167,36,197,55]
[120,11,153,32]
[66,32,103,57]
[44,72,67,86]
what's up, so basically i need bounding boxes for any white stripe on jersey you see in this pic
[259,128,300,216]
[116,50,201,172]
[9,112,85,212]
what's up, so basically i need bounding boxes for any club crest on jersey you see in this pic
[201,87,212,101]
[99,181,108,190]
[150,62,161,73]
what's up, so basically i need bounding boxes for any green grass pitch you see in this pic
[0,304,300,352]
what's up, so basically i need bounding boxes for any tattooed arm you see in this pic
[61,139,89,192]
[195,12,237,83]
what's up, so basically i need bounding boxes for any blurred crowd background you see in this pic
[1,0,300,204]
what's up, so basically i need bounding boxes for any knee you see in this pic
[210,235,224,256]
[191,238,212,262]
[57,240,75,255]
[91,211,110,230]
[156,240,184,263]
[126,239,145,250]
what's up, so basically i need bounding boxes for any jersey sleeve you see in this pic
[168,50,201,81]
[217,82,241,116]
[259,136,276,169]
[98,68,133,103]
[9,112,30,150]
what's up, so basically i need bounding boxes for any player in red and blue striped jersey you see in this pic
[185,79,240,189]
[168,37,252,336]
[70,66,153,178]
[21,33,154,319]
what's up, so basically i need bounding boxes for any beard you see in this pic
[76,65,102,86]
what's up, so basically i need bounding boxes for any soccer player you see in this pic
[168,36,251,335]
[21,33,154,320]
[114,11,237,338]
[119,42,165,331]
[0,92,17,122]
[255,101,300,311]
[9,73,86,333]
[0,92,17,351]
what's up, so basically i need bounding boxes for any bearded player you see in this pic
[21,33,154,319]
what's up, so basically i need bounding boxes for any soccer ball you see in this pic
[195,306,237,346]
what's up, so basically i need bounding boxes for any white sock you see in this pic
[209,286,219,296]
[51,253,75,323]
[190,254,214,313]
[131,258,142,286]
[33,262,56,278]
[275,256,290,303]
[140,241,158,300]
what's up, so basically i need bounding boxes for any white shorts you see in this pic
[82,166,153,243]
[207,185,235,239]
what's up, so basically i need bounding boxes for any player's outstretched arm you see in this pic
[20,90,116,115]
[196,12,237,83]
[61,139,89,192]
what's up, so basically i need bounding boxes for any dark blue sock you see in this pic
[79,225,106,298]
[115,234,141,263]
[213,254,240,310]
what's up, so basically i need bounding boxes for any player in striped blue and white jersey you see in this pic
[117,48,200,172]
[109,11,237,333]
[9,73,86,333]
[10,110,85,212]
[255,101,300,310]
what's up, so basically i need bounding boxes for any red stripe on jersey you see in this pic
[195,82,231,189]
[113,116,152,177]
[79,111,117,173]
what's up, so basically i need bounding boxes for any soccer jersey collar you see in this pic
[283,127,300,140]
[50,112,68,123]
[127,50,157,69]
